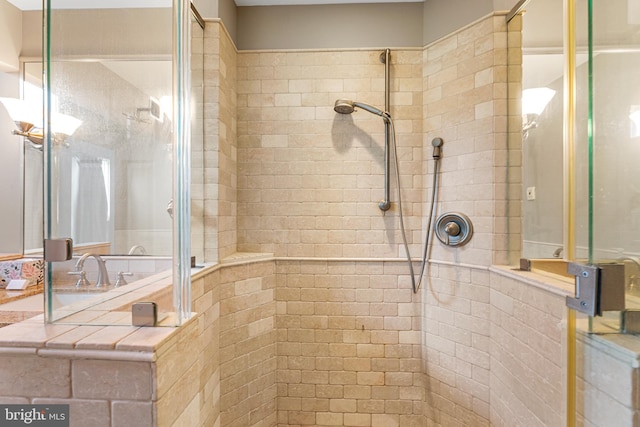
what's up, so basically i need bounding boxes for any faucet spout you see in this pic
[127,245,147,255]
[75,253,111,288]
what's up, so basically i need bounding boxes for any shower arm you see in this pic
[379,48,391,212]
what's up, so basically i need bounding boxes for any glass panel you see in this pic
[43,1,191,325]
[519,0,566,259]
[191,11,205,266]
[23,62,44,254]
[574,0,590,264]
[584,0,640,333]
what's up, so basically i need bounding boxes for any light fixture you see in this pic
[522,87,556,136]
[630,107,640,137]
[0,97,81,148]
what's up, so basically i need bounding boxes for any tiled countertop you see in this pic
[0,254,267,359]
[0,264,220,360]
[0,285,43,305]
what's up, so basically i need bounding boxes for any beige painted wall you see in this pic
[422,0,521,45]
[0,0,21,71]
[193,0,219,20]
[218,0,237,43]
[21,8,172,58]
[423,0,492,45]
[20,11,39,59]
[237,2,424,50]
[193,0,237,42]
[17,1,523,57]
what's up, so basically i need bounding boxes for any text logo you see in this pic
[0,405,69,426]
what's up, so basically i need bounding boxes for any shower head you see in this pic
[334,99,355,114]
[334,99,390,121]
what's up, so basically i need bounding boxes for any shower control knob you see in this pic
[434,212,473,247]
[444,222,461,237]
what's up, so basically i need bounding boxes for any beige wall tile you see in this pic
[33,398,110,427]
[72,360,152,400]
[0,355,69,397]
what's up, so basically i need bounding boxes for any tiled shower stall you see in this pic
[1,9,634,427]
[192,11,567,427]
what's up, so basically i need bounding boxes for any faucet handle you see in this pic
[114,271,133,288]
[68,270,90,288]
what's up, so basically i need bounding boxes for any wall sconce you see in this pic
[630,107,640,138]
[522,87,556,136]
[0,97,81,148]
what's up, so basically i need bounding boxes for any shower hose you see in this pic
[388,118,441,294]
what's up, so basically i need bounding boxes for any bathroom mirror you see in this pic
[516,0,566,260]
[22,57,173,257]
[34,1,201,326]
[0,70,24,260]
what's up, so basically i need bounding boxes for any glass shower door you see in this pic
[576,0,640,331]
[43,1,193,325]
[572,0,640,425]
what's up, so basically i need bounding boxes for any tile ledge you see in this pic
[221,252,274,266]
[0,312,198,356]
[578,326,640,367]
[490,264,574,297]
[36,347,156,362]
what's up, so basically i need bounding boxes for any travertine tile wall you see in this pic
[191,18,206,263]
[488,268,640,427]
[203,22,220,263]
[488,269,565,427]
[576,333,640,426]
[421,263,491,426]
[420,14,509,427]
[236,49,424,258]
[204,21,239,262]
[219,260,277,427]
[189,263,222,427]
[0,269,220,427]
[1,11,637,427]
[275,260,424,427]
[1,260,637,427]
[422,15,511,267]
[218,24,239,261]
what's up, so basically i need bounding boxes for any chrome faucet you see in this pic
[73,253,112,288]
[127,245,147,255]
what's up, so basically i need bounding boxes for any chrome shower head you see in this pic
[334,99,390,121]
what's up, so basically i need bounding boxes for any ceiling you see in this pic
[6,0,170,10]
[234,0,422,5]
[7,0,422,11]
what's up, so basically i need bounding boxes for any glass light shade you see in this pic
[629,109,640,137]
[0,97,42,128]
[522,87,556,116]
[0,97,81,138]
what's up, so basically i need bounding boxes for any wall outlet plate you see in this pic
[526,186,536,201]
